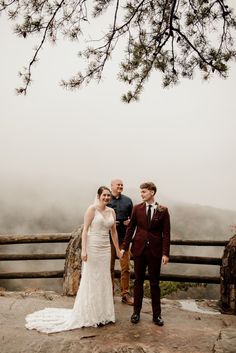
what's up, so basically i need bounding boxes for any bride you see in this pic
[25,186,123,333]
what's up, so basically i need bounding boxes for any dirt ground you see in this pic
[0,290,236,353]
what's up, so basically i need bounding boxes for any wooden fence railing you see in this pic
[0,233,228,283]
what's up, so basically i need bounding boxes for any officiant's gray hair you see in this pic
[140,182,157,195]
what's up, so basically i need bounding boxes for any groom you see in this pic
[121,182,171,326]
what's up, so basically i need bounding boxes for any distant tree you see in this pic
[1,0,236,102]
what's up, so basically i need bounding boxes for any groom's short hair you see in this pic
[140,182,157,195]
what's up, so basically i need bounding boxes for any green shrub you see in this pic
[115,278,200,298]
[144,280,199,298]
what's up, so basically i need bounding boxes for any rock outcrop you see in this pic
[1,290,236,353]
[63,227,82,296]
[220,234,236,314]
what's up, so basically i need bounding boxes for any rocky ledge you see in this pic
[0,290,236,353]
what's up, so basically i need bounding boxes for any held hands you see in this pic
[81,250,88,262]
[117,249,125,259]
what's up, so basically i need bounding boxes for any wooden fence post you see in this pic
[63,226,83,296]
[220,234,236,314]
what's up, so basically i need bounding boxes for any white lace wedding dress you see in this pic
[25,209,115,333]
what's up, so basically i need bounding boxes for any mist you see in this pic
[1,178,235,292]
[1,11,236,214]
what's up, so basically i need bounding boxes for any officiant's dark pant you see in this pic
[133,246,162,317]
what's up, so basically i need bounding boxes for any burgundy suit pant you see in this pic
[133,246,162,317]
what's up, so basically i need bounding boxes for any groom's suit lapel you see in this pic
[140,202,148,227]
[140,202,159,228]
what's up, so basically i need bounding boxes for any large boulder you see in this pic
[63,226,83,296]
[220,234,236,314]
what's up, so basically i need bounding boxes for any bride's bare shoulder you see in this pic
[86,205,96,214]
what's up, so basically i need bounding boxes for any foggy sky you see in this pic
[1,6,236,215]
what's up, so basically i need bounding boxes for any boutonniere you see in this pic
[154,202,164,213]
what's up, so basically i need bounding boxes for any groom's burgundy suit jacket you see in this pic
[122,202,171,258]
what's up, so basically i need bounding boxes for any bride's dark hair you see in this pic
[97,186,111,197]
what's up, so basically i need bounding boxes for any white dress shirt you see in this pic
[146,202,156,220]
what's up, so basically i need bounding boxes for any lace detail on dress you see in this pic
[25,209,115,333]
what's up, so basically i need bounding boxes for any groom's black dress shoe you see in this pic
[153,316,164,326]
[131,313,140,324]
